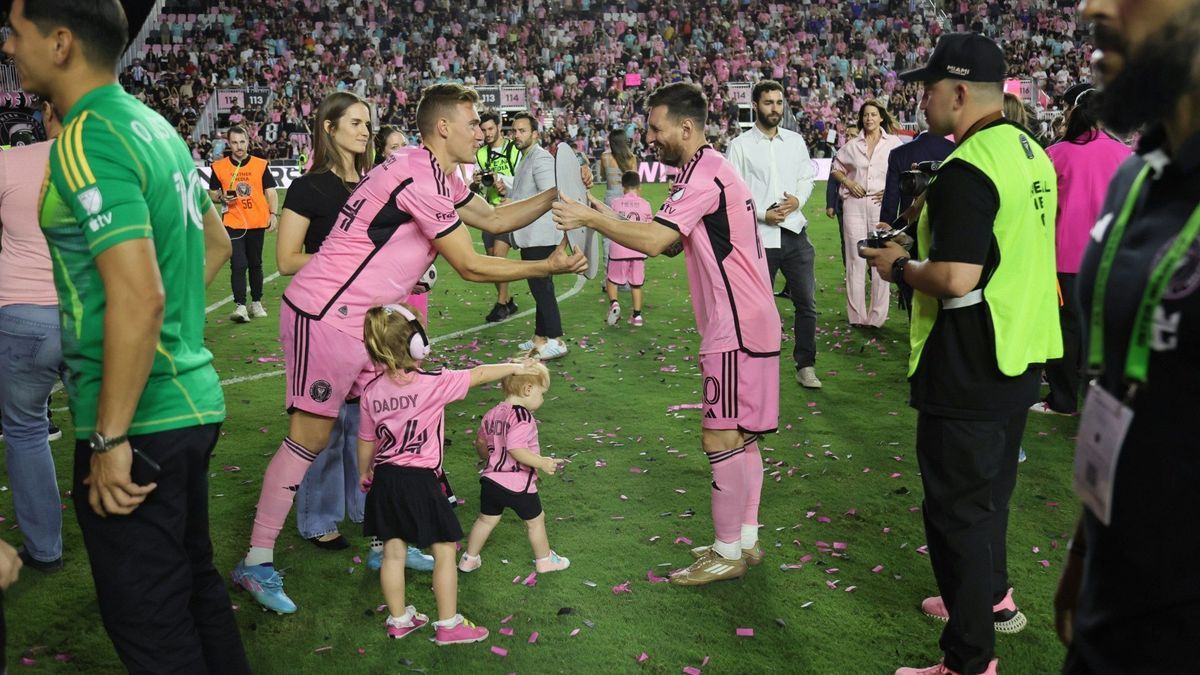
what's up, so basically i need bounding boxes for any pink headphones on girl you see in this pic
[383,304,431,361]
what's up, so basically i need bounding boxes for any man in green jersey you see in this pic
[4,1,248,671]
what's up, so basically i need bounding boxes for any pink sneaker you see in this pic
[434,615,489,645]
[386,607,429,640]
[458,553,481,573]
[630,314,644,326]
[920,588,1027,634]
[895,658,998,675]
[535,551,570,573]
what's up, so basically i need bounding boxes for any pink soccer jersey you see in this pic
[477,402,541,493]
[609,193,652,260]
[283,146,472,339]
[653,146,781,356]
[358,368,472,471]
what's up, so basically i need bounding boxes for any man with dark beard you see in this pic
[727,80,821,388]
[1054,1,1200,672]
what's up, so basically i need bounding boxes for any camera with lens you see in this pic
[899,160,942,198]
[479,171,496,188]
[857,226,913,258]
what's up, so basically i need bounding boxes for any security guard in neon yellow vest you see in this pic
[473,110,523,322]
[863,33,1061,675]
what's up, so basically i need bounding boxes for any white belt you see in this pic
[940,289,983,310]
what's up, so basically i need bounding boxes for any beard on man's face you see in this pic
[1097,6,1200,135]
[758,111,782,129]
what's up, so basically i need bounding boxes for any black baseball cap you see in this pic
[899,32,1007,83]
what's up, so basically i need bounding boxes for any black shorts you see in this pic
[363,465,463,547]
[478,478,543,520]
[483,230,514,250]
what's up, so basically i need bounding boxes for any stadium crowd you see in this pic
[121,0,1090,162]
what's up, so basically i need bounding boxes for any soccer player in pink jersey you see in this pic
[554,83,781,586]
[605,171,653,326]
[458,363,570,575]
[353,304,544,644]
[231,84,586,614]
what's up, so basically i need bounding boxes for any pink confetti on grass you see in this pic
[816,516,832,523]
[612,581,633,594]
[702,656,711,667]
[629,467,644,474]
[528,631,540,644]
[523,571,538,586]
[637,652,650,663]
[890,472,903,479]
[256,356,282,363]
[674,537,693,545]
[512,575,522,584]
[666,403,703,412]
[916,545,929,555]
[833,542,848,550]
[825,580,838,589]
[491,646,509,657]
[683,668,702,675]
[500,614,513,624]
[351,555,362,564]
[807,401,818,407]
[357,648,365,655]
[499,628,514,636]
[54,654,72,663]
[647,569,669,583]
[222,465,241,472]
[844,586,858,593]
[736,627,754,637]
[569,628,581,637]
[872,565,885,573]
[375,604,387,612]
[20,658,35,666]
[1038,560,1051,568]
[799,554,813,563]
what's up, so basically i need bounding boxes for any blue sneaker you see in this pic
[366,546,434,572]
[231,561,296,614]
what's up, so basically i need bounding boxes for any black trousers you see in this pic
[227,227,266,305]
[73,423,250,675]
[916,411,1025,675]
[1043,272,1083,413]
[519,245,563,339]
[765,229,818,369]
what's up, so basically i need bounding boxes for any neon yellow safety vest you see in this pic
[909,121,1063,377]
[476,140,521,205]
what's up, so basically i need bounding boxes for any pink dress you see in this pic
[833,130,904,327]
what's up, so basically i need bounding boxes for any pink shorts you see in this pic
[281,303,377,417]
[606,259,646,287]
[699,350,779,435]
[405,293,428,321]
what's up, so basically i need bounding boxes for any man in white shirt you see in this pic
[727,80,820,388]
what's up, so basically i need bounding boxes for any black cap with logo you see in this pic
[899,32,1007,83]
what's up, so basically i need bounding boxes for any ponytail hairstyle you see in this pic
[363,304,425,375]
[1064,88,1103,145]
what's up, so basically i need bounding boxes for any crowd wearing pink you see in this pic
[1044,132,1131,273]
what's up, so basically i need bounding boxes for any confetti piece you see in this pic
[683,668,702,675]
[54,654,72,663]
[569,628,581,637]
[612,581,633,594]
[801,601,814,609]
[375,604,387,612]
[523,571,538,586]
[844,586,857,592]
[702,656,711,667]
[833,542,847,550]
[222,465,241,472]
[1038,560,1051,568]
[629,467,644,474]
[674,488,687,494]
[916,545,929,555]
[583,581,597,588]
[637,652,650,664]
[357,648,365,655]
[501,614,513,624]
[352,556,362,564]
[736,627,754,637]
[20,658,35,666]
[872,565,884,573]
[528,631,540,643]
[491,646,508,657]
[499,627,515,637]
[313,646,333,654]
[647,569,669,583]
[674,537,693,545]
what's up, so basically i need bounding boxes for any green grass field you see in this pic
[2,183,1081,673]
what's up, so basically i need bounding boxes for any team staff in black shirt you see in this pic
[1056,1,1200,672]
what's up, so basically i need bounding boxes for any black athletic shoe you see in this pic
[505,299,518,315]
[47,421,62,442]
[18,547,64,573]
[309,534,350,550]
[485,303,509,323]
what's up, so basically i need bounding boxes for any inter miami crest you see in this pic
[309,380,333,402]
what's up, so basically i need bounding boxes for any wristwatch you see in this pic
[89,431,129,454]
[892,256,911,284]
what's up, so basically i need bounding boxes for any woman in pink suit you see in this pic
[831,101,904,327]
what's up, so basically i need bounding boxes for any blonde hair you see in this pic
[362,304,424,374]
[416,83,481,137]
[502,362,550,397]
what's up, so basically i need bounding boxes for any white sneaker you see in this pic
[796,366,822,389]
[606,301,621,326]
[518,339,535,351]
[536,339,569,361]
[249,301,269,318]
[229,304,250,323]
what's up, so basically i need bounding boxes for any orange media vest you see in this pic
[212,156,271,229]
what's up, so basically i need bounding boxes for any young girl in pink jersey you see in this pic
[458,363,569,575]
[356,303,542,644]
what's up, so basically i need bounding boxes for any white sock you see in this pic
[434,614,463,628]
[245,547,273,567]
[462,552,480,561]
[741,524,759,550]
[388,608,415,626]
[369,537,384,553]
[712,539,741,561]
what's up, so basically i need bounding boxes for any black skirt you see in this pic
[363,465,463,547]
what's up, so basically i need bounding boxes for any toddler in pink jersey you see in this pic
[355,303,544,644]
[458,363,569,575]
[605,171,652,327]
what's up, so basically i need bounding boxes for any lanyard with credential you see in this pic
[1088,164,1200,400]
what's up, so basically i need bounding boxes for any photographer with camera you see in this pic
[881,110,955,316]
[474,111,522,323]
[861,33,1062,675]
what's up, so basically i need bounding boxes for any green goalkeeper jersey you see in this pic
[39,83,224,435]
